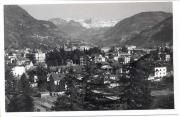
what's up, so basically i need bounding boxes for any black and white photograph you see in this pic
[4,2,174,113]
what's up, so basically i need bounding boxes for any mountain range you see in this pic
[49,18,113,42]
[4,5,173,49]
[50,18,117,28]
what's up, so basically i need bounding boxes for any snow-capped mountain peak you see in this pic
[76,18,118,28]
[50,18,118,28]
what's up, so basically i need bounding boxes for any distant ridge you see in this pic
[49,18,111,42]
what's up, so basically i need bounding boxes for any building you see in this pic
[94,54,106,63]
[118,56,131,64]
[101,65,112,70]
[126,45,136,54]
[25,61,34,70]
[148,67,167,82]
[79,45,90,51]
[35,52,46,63]
[80,56,89,66]
[113,56,119,61]
[47,72,67,92]
[109,75,117,80]
[118,52,131,57]
[50,91,65,97]
[66,59,74,66]
[12,66,26,78]
[124,56,131,64]
[7,53,17,59]
[47,73,66,86]
[23,48,31,58]
[80,57,86,66]
[34,75,38,82]
[16,58,29,66]
[40,92,50,97]
[154,67,167,78]
[101,47,111,53]
[126,45,136,50]
[9,57,16,64]
[108,83,119,88]
[165,54,171,62]
[29,75,38,88]
[30,83,38,88]
[71,46,78,51]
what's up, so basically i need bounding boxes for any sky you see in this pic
[20,2,172,21]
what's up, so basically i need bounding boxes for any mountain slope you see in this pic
[4,5,69,50]
[100,12,172,47]
[125,16,173,48]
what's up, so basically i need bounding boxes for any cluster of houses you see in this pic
[5,43,173,111]
[5,44,173,97]
[62,40,92,51]
[5,48,46,78]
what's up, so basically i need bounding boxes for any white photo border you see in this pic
[0,1,179,117]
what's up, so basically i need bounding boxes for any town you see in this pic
[5,41,174,111]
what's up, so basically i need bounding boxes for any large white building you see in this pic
[12,66,25,78]
[148,67,167,82]
[165,54,171,62]
[25,61,34,70]
[124,56,131,64]
[126,45,136,54]
[154,67,167,78]
[101,47,111,53]
[35,52,46,63]
[79,45,90,51]
[94,54,106,63]
[113,56,119,61]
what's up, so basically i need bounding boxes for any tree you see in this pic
[81,60,108,110]
[27,69,36,83]
[36,66,48,91]
[47,74,55,93]
[7,94,34,112]
[153,94,174,109]
[119,62,152,110]
[65,68,82,110]
[81,62,94,110]
[5,68,17,94]
[121,46,128,53]
[112,59,153,110]
[109,46,115,53]
[51,95,72,111]
[18,73,31,94]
